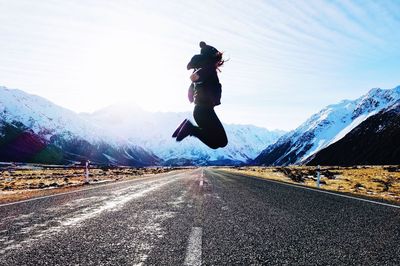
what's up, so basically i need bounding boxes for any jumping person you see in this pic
[172,41,228,149]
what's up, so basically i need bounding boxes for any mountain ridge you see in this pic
[307,99,400,166]
[0,86,159,166]
[254,85,400,166]
[0,86,284,166]
[84,102,285,165]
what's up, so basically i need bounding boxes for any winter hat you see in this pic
[199,41,219,57]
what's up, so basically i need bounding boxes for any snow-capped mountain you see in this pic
[0,86,284,166]
[0,86,111,143]
[254,86,400,166]
[0,86,159,166]
[308,99,400,166]
[84,104,285,165]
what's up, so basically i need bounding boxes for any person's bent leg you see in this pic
[205,107,228,148]
[192,105,228,148]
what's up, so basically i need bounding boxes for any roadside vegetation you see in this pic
[220,166,400,203]
[0,166,180,204]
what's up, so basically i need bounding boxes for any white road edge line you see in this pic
[0,171,185,208]
[184,227,202,266]
[222,171,400,209]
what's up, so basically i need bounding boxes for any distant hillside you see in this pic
[0,86,159,166]
[0,85,284,166]
[84,104,285,165]
[254,86,400,166]
[308,100,400,166]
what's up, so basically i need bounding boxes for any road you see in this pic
[1,168,399,265]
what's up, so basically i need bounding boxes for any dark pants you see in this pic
[192,105,228,149]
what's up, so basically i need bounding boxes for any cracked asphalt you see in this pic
[0,168,399,265]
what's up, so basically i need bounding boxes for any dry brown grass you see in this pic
[0,167,179,204]
[219,166,400,203]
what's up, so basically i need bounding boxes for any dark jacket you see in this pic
[187,52,222,107]
[188,67,221,107]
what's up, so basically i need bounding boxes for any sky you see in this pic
[0,0,400,130]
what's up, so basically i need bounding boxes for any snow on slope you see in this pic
[0,86,161,166]
[84,103,285,164]
[308,99,400,166]
[300,87,400,160]
[256,86,400,165]
[0,86,118,144]
[328,112,376,145]
[0,86,284,165]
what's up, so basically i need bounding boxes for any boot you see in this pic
[176,120,194,141]
[172,119,188,138]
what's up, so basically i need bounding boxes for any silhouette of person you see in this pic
[172,41,228,149]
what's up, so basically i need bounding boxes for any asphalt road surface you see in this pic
[1,168,399,265]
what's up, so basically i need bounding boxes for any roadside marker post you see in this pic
[316,165,321,188]
[85,160,90,184]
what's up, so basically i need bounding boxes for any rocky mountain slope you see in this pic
[84,104,285,165]
[0,86,284,166]
[307,100,400,166]
[254,86,400,166]
[0,86,159,166]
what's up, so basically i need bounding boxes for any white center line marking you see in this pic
[184,227,202,266]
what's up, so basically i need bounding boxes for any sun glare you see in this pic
[77,34,181,112]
